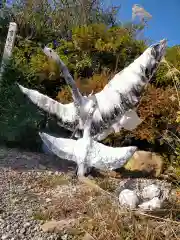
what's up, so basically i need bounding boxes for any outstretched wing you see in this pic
[18,84,78,131]
[93,109,142,141]
[87,39,167,136]
[18,84,142,139]
[39,132,137,171]
[89,141,137,171]
[39,132,77,162]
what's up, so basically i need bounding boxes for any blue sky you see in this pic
[4,0,180,46]
[111,0,180,46]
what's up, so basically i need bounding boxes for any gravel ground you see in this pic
[0,147,179,240]
[0,147,76,240]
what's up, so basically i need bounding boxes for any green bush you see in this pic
[0,61,44,150]
[13,24,146,86]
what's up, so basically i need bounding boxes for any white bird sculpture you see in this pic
[18,39,167,141]
[39,99,137,178]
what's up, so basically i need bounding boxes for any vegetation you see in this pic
[0,1,179,238]
[0,1,179,159]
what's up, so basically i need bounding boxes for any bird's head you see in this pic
[43,46,60,62]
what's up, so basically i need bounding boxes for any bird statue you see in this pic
[18,39,167,141]
[39,98,137,182]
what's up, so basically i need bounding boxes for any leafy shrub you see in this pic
[13,24,146,88]
[135,85,179,141]
[56,73,110,103]
[103,84,179,162]
[13,40,60,86]
[0,61,44,150]
[154,46,180,87]
[154,62,180,87]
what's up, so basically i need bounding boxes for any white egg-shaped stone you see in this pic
[142,184,161,200]
[138,197,162,211]
[119,189,139,209]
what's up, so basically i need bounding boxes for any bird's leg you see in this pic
[77,163,107,192]
[76,160,102,191]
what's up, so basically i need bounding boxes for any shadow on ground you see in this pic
[0,146,77,175]
[0,145,169,181]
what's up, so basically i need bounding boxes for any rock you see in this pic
[124,151,163,177]
[61,234,68,240]
[138,197,162,211]
[24,222,30,228]
[27,209,33,217]
[119,189,139,209]
[41,219,76,233]
[20,228,26,234]
[141,184,161,199]
[1,234,10,240]
[45,198,52,203]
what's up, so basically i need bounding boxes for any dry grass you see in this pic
[35,174,71,189]
[32,174,180,240]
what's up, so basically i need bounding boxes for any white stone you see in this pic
[142,184,161,199]
[119,189,139,209]
[138,197,162,211]
[45,198,51,203]
[1,234,10,240]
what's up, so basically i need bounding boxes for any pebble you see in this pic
[141,184,161,200]
[1,234,10,240]
[21,227,26,234]
[24,222,31,228]
[119,189,139,209]
[46,198,52,203]
[61,234,68,240]
[0,148,63,240]
[138,197,162,210]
